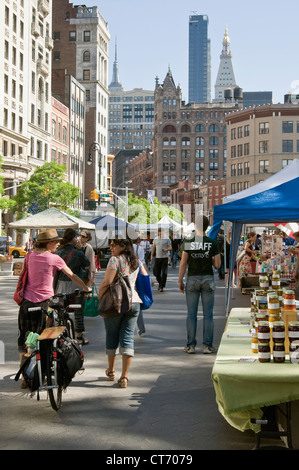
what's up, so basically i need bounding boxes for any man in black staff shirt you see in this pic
[178,215,221,354]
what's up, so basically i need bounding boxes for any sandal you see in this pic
[118,377,128,388]
[77,335,89,345]
[105,369,115,381]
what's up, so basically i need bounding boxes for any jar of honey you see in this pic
[255,313,268,331]
[255,290,267,302]
[259,275,269,290]
[257,300,268,316]
[271,272,280,290]
[258,342,271,363]
[288,322,299,342]
[251,333,258,354]
[272,321,285,342]
[284,290,296,311]
[258,321,270,343]
[273,342,285,363]
[268,294,280,315]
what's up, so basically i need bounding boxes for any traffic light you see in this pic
[91,189,97,200]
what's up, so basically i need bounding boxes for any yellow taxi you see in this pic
[9,245,27,258]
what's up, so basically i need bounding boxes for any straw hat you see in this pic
[37,229,62,243]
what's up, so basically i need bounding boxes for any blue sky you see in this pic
[90,0,299,104]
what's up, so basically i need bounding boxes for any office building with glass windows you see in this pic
[188,14,211,103]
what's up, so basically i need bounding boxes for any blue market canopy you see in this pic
[208,160,299,314]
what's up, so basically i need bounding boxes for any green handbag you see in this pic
[84,285,100,317]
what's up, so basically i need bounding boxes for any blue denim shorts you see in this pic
[104,302,140,356]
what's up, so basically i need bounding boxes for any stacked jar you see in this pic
[289,322,299,364]
[259,274,269,290]
[257,321,271,362]
[271,272,281,290]
[272,321,285,363]
[283,290,296,311]
[268,292,281,327]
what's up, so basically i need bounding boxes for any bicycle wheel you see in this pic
[46,341,62,411]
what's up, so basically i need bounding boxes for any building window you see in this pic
[84,31,91,42]
[282,140,293,152]
[83,70,90,80]
[282,121,293,133]
[231,164,236,177]
[259,141,269,153]
[259,122,269,134]
[244,143,250,156]
[69,31,76,41]
[244,125,250,137]
[195,137,204,146]
[259,160,269,173]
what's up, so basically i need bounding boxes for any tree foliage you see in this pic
[116,193,184,224]
[13,162,80,219]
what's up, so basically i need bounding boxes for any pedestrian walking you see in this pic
[151,228,172,292]
[54,228,90,345]
[178,215,221,354]
[133,237,147,335]
[16,229,91,388]
[79,230,96,287]
[98,237,147,388]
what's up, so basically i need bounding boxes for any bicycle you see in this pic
[16,290,87,411]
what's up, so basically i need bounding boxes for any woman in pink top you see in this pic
[17,229,91,388]
[98,237,147,388]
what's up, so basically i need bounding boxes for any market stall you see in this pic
[212,305,299,448]
[209,161,299,315]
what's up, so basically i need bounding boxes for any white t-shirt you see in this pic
[153,236,171,258]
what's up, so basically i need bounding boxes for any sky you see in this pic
[86,0,299,104]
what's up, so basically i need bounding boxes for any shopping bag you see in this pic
[135,267,153,310]
[84,285,100,317]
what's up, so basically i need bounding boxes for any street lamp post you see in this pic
[87,142,101,204]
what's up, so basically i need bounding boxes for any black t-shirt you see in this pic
[182,235,220,276]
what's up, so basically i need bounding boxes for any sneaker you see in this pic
[184,345,196,354]
[203,345,217,354]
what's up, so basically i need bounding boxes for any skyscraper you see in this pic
[214,27,237,101]
[188,14,211,103]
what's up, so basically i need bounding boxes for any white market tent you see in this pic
[209,159,299,315]
[8,208,95,230]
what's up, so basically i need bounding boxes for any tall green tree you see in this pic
[13,162,80,218]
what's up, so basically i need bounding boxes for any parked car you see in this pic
[9,244,27,258]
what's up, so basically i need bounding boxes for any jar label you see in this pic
[260,282,269,288]
[272,281,280,286]
[258,352,271,359]
[273,351,285,358]
[284,299,295,305]
[268,303,280,309]
[289,332,299,338]
[273,332,285,338]
[258,332,270,339]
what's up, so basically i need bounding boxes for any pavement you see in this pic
[0,266,281,451]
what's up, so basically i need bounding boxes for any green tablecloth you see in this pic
[212,308,299,432]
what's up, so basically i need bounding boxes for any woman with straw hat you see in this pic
[17,229,91,388]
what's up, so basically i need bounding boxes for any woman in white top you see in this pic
[98,237,147,388]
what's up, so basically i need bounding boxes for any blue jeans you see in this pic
[185,275,215,348]
[104,302,140,356]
